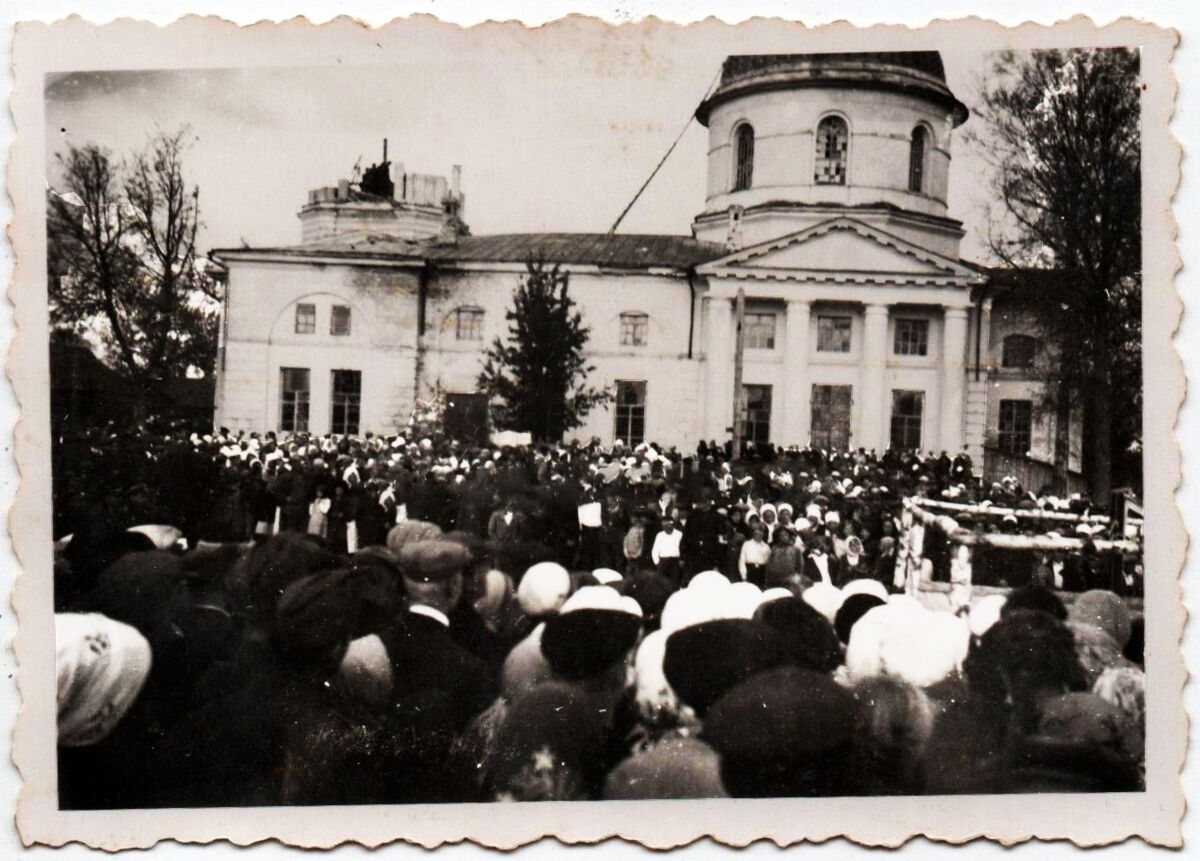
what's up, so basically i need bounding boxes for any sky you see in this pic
[44,25,1002,262]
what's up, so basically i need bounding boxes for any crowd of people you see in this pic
[53,424,1146,807]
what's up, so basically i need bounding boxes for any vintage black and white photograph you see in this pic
[8,12,1184,849]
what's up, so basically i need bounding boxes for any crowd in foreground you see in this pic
[53,426,1146,806]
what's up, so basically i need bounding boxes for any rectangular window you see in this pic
[810,384,853,450]
[890,390,924,451]
[456,307,484,341]
[279,368,310,433]
[294,304,316,334]
[330,369,361,435]
[620,313,648,347]
[331,305,351,336]
[817,315,852,353]
[743,312,776,350]
[614,380,647,446]
[998,399,1034,456]
[740,384,772,445]
[894,318,929,356]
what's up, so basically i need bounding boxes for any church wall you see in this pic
[702,86,955,226]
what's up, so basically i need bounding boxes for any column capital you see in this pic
[863,302,891,316]
[943,306,971,320]
[786,296,812,307]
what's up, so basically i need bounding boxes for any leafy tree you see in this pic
[970,48,1141,499]
[47,127,221,412]
[477,260,609,442]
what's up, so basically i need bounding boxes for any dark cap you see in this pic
[398,539,472,582]
[663,618,788,717]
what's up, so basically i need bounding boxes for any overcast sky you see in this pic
[44,27,1002,261]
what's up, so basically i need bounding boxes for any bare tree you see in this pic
[970,48,1141,500]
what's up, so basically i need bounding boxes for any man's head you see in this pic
[399,539,472,614]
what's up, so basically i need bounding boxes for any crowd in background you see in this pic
[53,423,1146,807]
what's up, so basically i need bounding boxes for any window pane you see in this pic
[295,304,316,334]
[815,116,848,185]
[734,125,754,191]
[890,390,923,450]
[817,315,852,352]
[331,305,351,336]
[614,380,647,445]
[998,399,1033,455]
[620,313,648,346]
[740,384,772,444]
[894,318,929,356]
[1002,335,1038,369]
[743,313,776,350]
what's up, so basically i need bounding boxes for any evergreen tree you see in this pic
[477,260,609,442]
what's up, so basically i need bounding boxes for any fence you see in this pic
[982,446,1088,496]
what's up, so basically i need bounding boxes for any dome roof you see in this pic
[695,51,969,127]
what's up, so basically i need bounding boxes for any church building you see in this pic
[210,51,1080,475]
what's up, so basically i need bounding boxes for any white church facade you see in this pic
[211,51,1080,473]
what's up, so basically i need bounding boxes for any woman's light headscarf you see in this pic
[56,613,152,747]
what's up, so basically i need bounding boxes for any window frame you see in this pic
[816,314,853,353]
[733,123,755,192]
[330,304,352,337]
[908,125,928,193]
[742,311,777,350]
[814,115,849,186]
[614,380,647,446]
[889,389,925,451]
[893,317,930,356]
[279,367,311,433]
[454,306,485,341]
[619,312,649,347]
[1001,334,1039,370]
[740,384,772,445]
[330,369,362,436]
[998,399,1034,456]
[294,303,316,335]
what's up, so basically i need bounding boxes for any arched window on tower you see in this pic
[733,124,755,191]
[815,116,848,185]
[908,126,927,193]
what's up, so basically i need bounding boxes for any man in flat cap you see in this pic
[377,539,498,803]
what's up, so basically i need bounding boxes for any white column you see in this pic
[860,303,890,452]
[940,306,970,454]
[703,296,734,441]
[782,299,811,446]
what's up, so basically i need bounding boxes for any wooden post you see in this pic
[731,288,746,462]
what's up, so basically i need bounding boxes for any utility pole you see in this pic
[731,288,746,462]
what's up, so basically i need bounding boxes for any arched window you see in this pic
[908,126,927,193]
[1002,334,1039,369]
[733,124,755,191]
[815,116,848,185]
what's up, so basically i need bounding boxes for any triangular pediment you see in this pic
[697,217,982,282]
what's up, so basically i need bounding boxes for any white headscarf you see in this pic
[56,613,152,747]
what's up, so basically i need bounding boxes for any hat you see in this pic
[623,571,675,630]
[398,540,472,582]
[386,520,443,555]
[841,578,888,603]
[968,593,1009,637]
[603,737,728,800]
[846,602,970,688]
[702,666,858,797]
[1069,590,1132,649]
[501,623,554,700]
[517,561,572,618]
[834,593,885,644]
[801,582,845,624]
[752,595,842,674]
[591,568,623,587]
[541,588,643,680]
[663,618,788,717]
[56,612,153,747]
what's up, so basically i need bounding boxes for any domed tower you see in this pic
[692,52,969,258]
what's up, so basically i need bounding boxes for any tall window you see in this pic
[743,312,776,350]
[1002,334,1039,369]
[998,399,1033,455]
[815,116,848,185]
[330,369,361,435]
[817,315,852,352]
[733,124,755,191]
[455,306,484,341]
[280,368,310,433]
[740,384,772,445]
[894,318,929,356]
[619,312,649,346]
[890,390,924,450]
[908,126,927,193]
[614,380,647,445]
[294,303,316,334]
[331,305,352,336]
